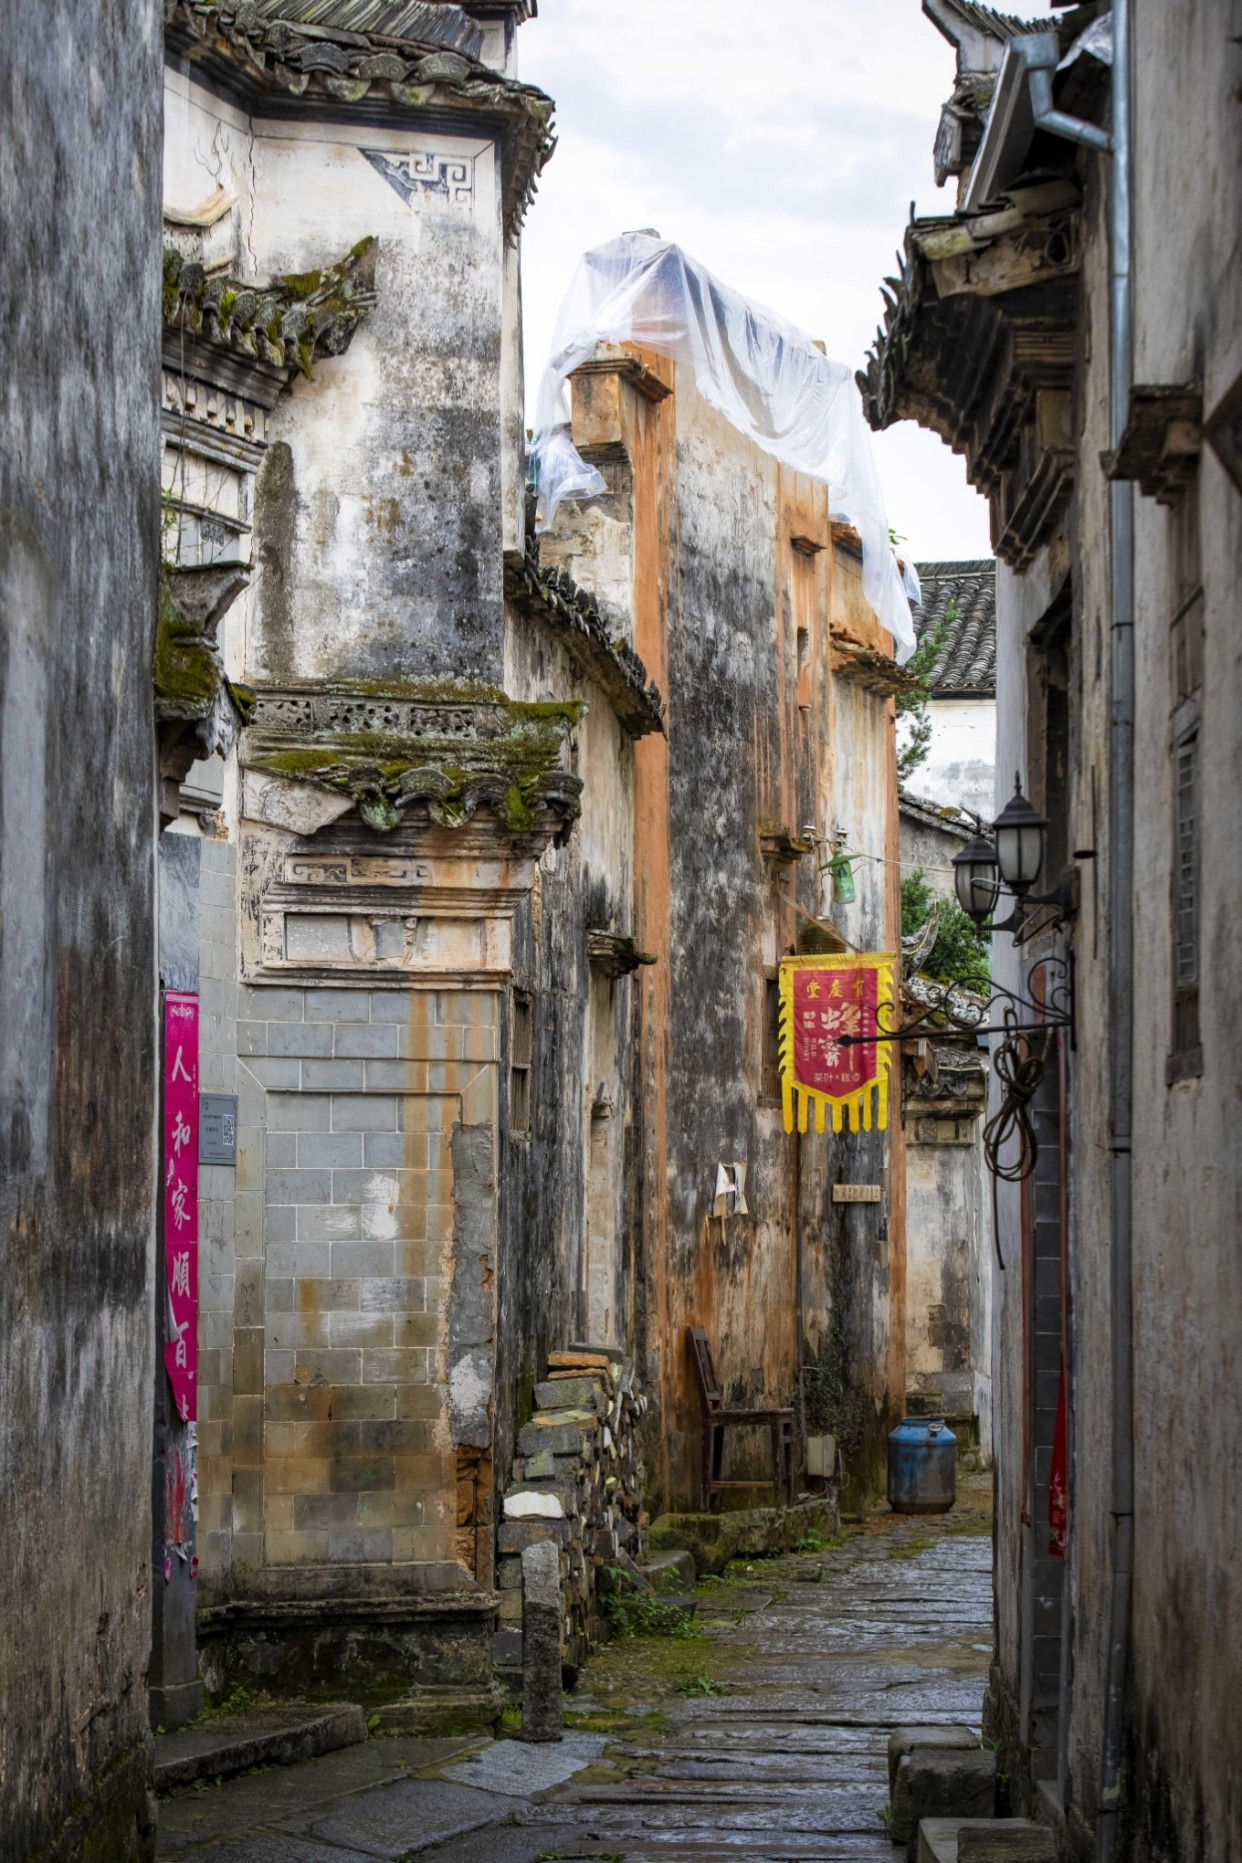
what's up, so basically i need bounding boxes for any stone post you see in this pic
[520,1539,564,1742]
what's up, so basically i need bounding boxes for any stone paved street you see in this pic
[158,1477,992,1861]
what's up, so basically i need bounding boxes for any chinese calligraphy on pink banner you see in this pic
[163,992,199,1422]
[778,954,896,1134]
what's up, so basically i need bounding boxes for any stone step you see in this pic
[918,1819,1058,1863]
[153,1700,366,1793]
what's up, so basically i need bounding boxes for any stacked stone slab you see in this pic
[496,1347,649,1672]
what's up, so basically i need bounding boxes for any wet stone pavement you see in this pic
[158,1474,993,1863]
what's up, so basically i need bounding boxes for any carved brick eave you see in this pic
[859,204,1081,571]
[1102,384,1204,506]
[829,630,917,697]
[164,4,556,240]
[163,240,378,387]
[504,548,666,739]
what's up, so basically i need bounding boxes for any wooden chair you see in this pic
[687,1326,794,1513]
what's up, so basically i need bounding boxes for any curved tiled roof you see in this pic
[912,559,996,694]
[233,2,483,49]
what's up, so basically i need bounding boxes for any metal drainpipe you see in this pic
[1097,0,1135,1856]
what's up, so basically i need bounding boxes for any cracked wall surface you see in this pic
[1,2,163,1854]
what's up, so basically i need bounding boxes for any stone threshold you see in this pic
[154,1701,366,1793]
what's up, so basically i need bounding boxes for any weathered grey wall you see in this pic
[498,622,638,1480]
[539,358,906,1513]
[1123,4,1242,1852]
[0,1,162,1854]
[163,70,513,688]
[989,8,1242,1849]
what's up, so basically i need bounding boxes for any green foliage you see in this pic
[896,604,953,784]
[602,1592,702,1641]
[901,869,990,989]
[677,1674,733,1698]
[792,1532,846,1555]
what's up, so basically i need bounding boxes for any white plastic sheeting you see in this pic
[530,232,918,658]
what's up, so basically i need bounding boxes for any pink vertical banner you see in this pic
[163,992,199,1422]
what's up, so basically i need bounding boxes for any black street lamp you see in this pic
[953,831,1001,926]
[992,775,1047,896]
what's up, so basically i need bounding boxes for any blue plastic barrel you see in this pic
[887,1416,957,1515]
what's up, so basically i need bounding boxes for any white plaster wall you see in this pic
[919,696,996,821]
[163,71,511,689]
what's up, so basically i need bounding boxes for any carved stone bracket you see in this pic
[587,931,658,978]
[155,563,253,825]
[1103,385,1204,506]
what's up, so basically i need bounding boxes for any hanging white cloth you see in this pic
[530,231,918,658]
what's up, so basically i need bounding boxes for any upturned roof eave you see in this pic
[164,3,556,239]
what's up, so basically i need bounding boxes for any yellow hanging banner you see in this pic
[778,952,896,1135]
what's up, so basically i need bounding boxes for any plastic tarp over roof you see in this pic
[531,232,918,658]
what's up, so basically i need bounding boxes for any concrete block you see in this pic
[333,1094,399,1132]
[333,1021,401,1058]
[301,1059,365,1092]
[242,1057,301,1090]
[267,1092,331,1133]
[521,1539,564,1744]
[240,986,304,1022]
[265,1169,332,1207]
[902,1749,997,1860]
[523,1451,556,1480]
[304,988,370,1022]
[298,1132,363,1170]
[917,1821,1056,1863]
[267,1021,334,1058]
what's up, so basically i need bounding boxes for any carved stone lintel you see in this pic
[241,683,585,841]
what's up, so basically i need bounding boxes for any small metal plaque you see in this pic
[832,1183,882,1203]
[199,1094,238,1166]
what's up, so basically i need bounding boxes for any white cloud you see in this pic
[518,0,992,565]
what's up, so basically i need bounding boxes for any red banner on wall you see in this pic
[778,954,896,1135]
[1049,1360,1068,1558]
[162,992,199,1423]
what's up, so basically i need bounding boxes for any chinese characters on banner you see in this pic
[778,953,896,1135]
[163,992,199,1422]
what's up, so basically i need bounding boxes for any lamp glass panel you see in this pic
[996,818,1045,889]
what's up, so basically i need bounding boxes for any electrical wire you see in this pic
[983,1007,1052,1186]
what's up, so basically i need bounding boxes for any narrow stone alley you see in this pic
[156,1477,992,1861]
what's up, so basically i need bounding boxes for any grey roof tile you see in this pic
[912,559,996,694]
[239,1,483,49]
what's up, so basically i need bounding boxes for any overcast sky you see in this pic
[518,0,992,565]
